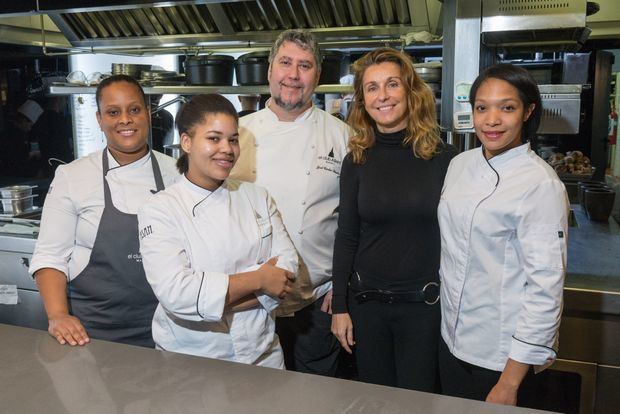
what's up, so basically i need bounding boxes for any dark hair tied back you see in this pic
[469,63,542,142]
[175,94,239,174]
[95,74,147,113]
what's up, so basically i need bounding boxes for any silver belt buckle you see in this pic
[422,282,440,305]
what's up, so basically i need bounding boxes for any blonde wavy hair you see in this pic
[347,48,441,164]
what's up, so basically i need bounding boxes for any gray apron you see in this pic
[68,149,165,348]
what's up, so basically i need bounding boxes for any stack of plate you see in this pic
[140,70,185,86]
[111,63,153,79]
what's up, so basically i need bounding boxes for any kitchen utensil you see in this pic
[184,55,234,86]
[584,187,616,222]
[0,185,36,199]
[1,195,37,215]
[235,51,270,85]
[577,181,608,210]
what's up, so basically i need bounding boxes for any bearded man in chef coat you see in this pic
[231,29,350,376]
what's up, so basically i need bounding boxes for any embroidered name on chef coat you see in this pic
[140,225,153,240]
[316,148,341,175]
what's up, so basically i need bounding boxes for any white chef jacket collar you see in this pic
[181,174,230,216]
[486,142,531,170]
[265,98,315,123]
[106,147,151,172]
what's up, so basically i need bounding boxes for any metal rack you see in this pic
[48,84,354,95]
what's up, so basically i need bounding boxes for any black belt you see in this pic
[354,282,440,305]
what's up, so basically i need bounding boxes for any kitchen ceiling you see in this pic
[45,0,442,50]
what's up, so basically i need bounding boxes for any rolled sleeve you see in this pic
[138,198,229,323]
[29,167,77,279]
[196,271,229,321]
[511,178,568,367]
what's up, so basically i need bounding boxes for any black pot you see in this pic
[584,187,616,221]
[577,181,608,211]
[184,55,234,86]
[235,51,270,86]
[319,50,349,85]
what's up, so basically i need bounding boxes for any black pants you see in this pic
[275,295,340,376]
[438,337,546,408]
[348,295,441,391]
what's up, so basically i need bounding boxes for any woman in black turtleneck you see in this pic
[331,48,456,391]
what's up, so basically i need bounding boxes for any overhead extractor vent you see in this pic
[57,5,218,40]
[481,0,590,52]
[47,0,422,49]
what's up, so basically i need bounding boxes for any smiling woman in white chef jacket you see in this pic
[29,75,179,348]
[138,94,297,368]
[438,64,569,406]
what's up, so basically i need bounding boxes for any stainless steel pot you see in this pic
[414,67,442,82]
[1,195,37,215]
[0,185,36,199]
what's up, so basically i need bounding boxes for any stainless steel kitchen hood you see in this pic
[481,0,591,52]
[43,0,440,50]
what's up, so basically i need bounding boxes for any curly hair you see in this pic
[347,48,441,164]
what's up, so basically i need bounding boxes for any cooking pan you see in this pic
[184,55,235,86]
[235,51,270,86]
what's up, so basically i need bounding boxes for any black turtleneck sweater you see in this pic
[331,129,457,313]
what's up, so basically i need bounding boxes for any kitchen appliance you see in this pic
[538,85,583,135]
[0,218,47,331]
[235,51,269,86]
[481,0,590,52]
[184,55,234,86]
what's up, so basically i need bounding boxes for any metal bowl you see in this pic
[0,185,35,199]
[1,195,37,215]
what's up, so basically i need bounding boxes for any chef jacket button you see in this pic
[301,201,306,205]
[306,170,310,175]
[311,145,315,149]
[298,230,303,235]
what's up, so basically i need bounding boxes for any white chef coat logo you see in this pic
[316,148,341,175]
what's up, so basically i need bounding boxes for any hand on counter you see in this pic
[48,314,90,346]
[331,312,355,354]
[485,359,529,406]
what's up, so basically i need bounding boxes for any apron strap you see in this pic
[150,151,165,192]
[101,148,166,206]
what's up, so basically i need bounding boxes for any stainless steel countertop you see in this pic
[0,324,553,414]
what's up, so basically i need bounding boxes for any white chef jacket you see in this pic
[438,143,569,372]
[137,176,298,367]
[231,103,350,315]
[29,149,179,280]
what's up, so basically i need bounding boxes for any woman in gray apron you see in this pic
[30,75,179,348]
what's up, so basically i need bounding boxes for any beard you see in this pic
[273,94,306,111]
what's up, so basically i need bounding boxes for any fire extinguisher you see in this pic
[610,104,617,145]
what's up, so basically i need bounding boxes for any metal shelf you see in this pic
[48,84,353,95]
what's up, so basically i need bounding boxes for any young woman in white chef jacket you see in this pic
[138,94,297,368]
[438,64,569,406]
